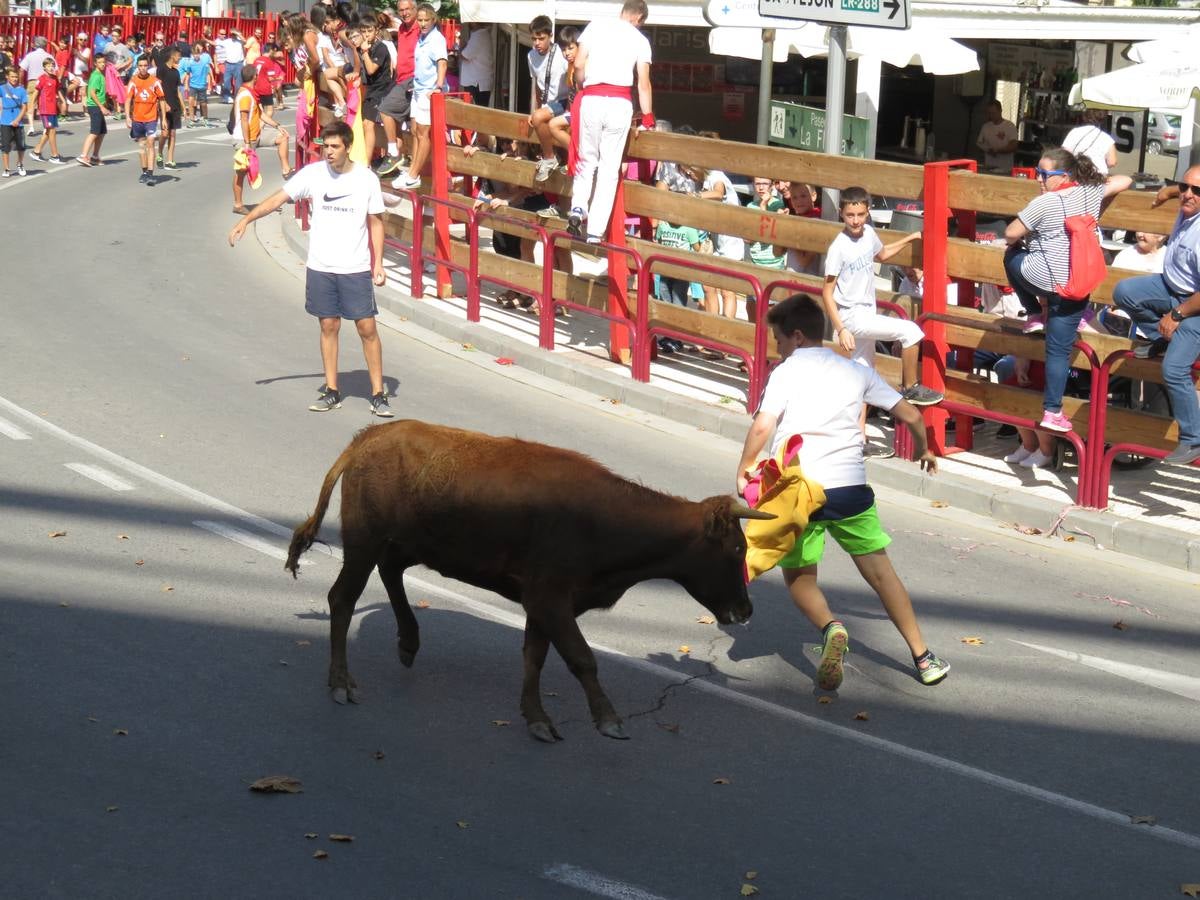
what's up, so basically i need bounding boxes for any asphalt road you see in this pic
[2,110,1199,900]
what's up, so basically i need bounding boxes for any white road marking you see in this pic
[1013,640,1200,704]
[194,519,311,565]
[0,416,31,440]
[63,462,135,492]
[543,864,671,900]
[3,392,1200,854]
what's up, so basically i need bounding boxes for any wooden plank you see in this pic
[930,308,1141,369]
[946,170,1176,233]
[942,369,1090,431]
[945,239,1150,307]
[443,99,531,143]
[629,131,924,199]
[1103,405,1179,451]
[446,146,574,197]
[626,234,826,298]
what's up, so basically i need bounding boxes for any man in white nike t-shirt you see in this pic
[227,121,394,418]
[566,0,653,244]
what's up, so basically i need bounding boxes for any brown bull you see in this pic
[285,420,770,742]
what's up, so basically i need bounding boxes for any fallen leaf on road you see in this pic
[416,600,431,609]
[461,343,475,351]
[696,615,716,625]
[491,720,510,727]
[930,500,949,508]
[854,711,870,721]
[818,696,833,705]
[313,850,328,860]
[87,717,98,723]
[161,585,174,593]
[1018,526,1042,535]
[117,534,129,540]
[1130,814,1156,826]
[740,885,759,896]
[105,806,119,813]
[658,722,680,734]
[305,833,318,840]
[278,660,289,666]
[494,357,515,366]
[456,821,469,829]
[1181,884,1200,897]
[1112,620,1128,631]
[961,637,985,645]
[59,602,69,608]
[329,834,354,842]
[295,640,311,647]
[249,775,303,794]
[113,729,128,736]
[372,751,385,761]
[679,645,691,654]
[1063,535,1076,542]
[48,531,67,538]
[745,871,758,880]
[712,777,731,785]
[135,559,144,566]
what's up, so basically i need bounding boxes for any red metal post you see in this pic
[430,91,453,298]
[605,180,633,365]
[920,163,952,455]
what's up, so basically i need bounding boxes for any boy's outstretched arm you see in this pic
[876,230,920,263]
[822,275,854,353]
[736,410,777,496]
[890,398,938,474]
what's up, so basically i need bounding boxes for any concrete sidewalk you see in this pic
[270,207,1200,574]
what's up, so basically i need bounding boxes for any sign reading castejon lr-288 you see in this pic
[757,0,912,30]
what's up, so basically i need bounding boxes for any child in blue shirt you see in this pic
[1,67,30,177]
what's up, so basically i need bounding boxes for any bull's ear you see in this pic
[731,503,775,521]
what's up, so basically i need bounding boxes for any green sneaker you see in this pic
[916,651,950,685]
[817,622,849,691]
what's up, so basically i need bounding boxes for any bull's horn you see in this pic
[731,504,776,520]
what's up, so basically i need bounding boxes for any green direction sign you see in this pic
[768,100,868,158]
[758,0,911,30]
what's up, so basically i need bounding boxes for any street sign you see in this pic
[758,0,911,31]
[768,100,868,158]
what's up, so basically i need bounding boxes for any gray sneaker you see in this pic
[369,392,394,418]
[309,388,342,412]
[916,651,950,685]
[1162,443,1200,467]
[902,384,944,407]
[534,156,558,182]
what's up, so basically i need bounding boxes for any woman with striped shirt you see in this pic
[1002,146,1131,467]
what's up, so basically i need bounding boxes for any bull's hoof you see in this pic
[597,719,629,740]
[528,721,563,743]
[331,686,358,705]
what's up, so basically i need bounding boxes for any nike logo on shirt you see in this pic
[324,192,351,202]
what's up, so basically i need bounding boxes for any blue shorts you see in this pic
[546,99,567,117]
[305,269,378,320]
[87,105,107,135]
[40,114,59,130]
[130,119,158,140]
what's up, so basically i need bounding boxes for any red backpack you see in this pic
[1054,195,1107,301]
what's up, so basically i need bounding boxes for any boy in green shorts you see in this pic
[736,293,950,689]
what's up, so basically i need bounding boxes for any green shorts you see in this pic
[778,504,892,569]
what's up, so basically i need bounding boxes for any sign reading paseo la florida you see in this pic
[757,0,911,30]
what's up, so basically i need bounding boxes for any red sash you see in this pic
[567,84,632,177]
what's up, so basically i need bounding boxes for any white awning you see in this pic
[1068,60,1200,113]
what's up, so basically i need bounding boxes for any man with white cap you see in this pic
[18,36,50,133]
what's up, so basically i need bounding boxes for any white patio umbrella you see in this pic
[1125,26,1200,65]
[785,22,980,76]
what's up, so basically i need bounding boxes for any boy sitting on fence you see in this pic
[821,186,944,415]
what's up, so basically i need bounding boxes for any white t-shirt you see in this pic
[224,37,245,65]
[284,161,385,274]
[1062,125,1116,175]
[759,347,902,489]
[577,18,651,88]
[1111,245,1165,274]
[317,33,343,68]
[977,119,1018,172]
[824,224,883,310]
[527,44,568,107]
[459,26,494,92]
[20,48,50,82]
[705,170,746,259]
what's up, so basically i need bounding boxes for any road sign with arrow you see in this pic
[757,0,911,31]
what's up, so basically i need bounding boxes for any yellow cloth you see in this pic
[743,436,825,581]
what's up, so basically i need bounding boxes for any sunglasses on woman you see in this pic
[1035,168,1067,181]
[1169,180,1200,197]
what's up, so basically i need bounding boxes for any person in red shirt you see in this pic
[29,58,65,164]
[375,0,418,175]
[252,49,284,119]
[124,55,166,184]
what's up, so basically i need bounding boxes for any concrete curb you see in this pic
[273,211,1200,575]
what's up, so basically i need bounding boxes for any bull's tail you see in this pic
[285,443,356,578]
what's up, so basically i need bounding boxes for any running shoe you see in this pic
[375,154,402,175]
[1003,445,1032,464]
[138,171,149,184]
[75,156,92,167]
[156,153,163,166]
[534,157,558,182]
[369,392,394,418]
[901,384,944,406]
[16,165,26,176]
[1019,448,1054,469]
[27,151,44,162]
[47,156,66,165]
[1163,443,1200,467]
[309,388,342,412]
[395,173,421,189]
[0,170,9,178]
[567,208,586,238]
[816,622,849,691]
[1021,315,1045,335]
[1038,410,1072,433]
[916,651,950,685]
[164,161,177,169]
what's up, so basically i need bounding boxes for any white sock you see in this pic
[387,142,398,156]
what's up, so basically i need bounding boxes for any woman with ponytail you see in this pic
[1002,146,1131,467]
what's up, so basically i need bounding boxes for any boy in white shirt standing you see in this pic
[736,293,950,691]
[822,186,944,410]
[567,0,653,244]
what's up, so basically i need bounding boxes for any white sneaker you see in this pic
[534,157,558,182]
[1019,448,1053,469]
[1003,446,1033,464]
[395,173,421,189]
[16,165,26,176]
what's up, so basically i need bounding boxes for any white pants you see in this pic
[570,95,632,240]
[842,306,923,369]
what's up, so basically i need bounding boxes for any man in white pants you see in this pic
[566,0,653,244]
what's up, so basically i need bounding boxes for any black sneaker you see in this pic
[901,384,945,406]
[309,388,342,412]
[369,392,394,417]
[27,151,44,162]
[1133,338,1169,360]
[567,207,585,239]
[138,171,149,184]
[376,155,402,176]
